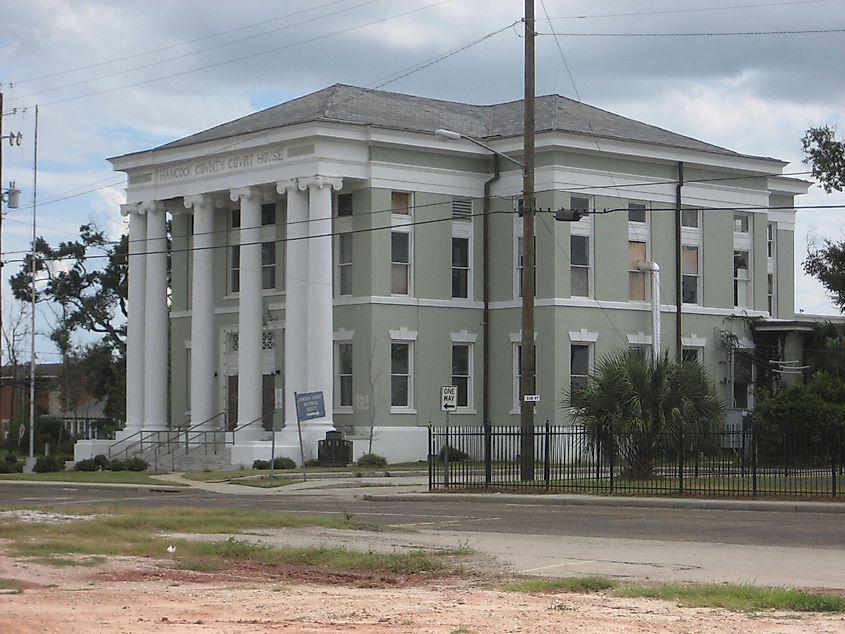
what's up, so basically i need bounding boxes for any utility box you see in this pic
[317,430,352,467]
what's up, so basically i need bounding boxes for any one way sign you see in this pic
[441,385,458,412]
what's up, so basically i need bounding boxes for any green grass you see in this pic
[502,577,845,613]
[184,461,427,482]
[26,555,107,568]
[0,471,187,486]
[502,576,615,593]
[230,477,304,488]
[0,578,23,593]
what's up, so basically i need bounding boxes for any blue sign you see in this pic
[295,391,326,422]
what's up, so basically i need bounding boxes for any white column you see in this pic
[142,202,168,431]
[278,179,308,427]
[184,194,216,429]
[122,204,146,437]
[230,186,264,439]
[306,176,342,424]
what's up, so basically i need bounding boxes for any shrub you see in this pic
[33,455,65,473]
[4,453,17,464]
[124,456,148,472]
[252,459,271,470]
[74,458,99,472]
[304,458,320,467]
[437,445,470,462]
[108,459,126,472]
[357,453,387,468]
[94,454,110,470]
[272,456,296,470]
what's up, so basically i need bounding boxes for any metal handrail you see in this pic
[229,411,272,444]
[107,429,169,462]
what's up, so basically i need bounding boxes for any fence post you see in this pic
[752,425,758,498]
[543,420,550,490]
[678,427,684,496]
[608,437,615,494]
[833,425,841,498]
[427,424,433,491]
[484,421,492,487]
[443,426,450,488]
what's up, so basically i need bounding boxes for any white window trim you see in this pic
[451,342,475,414]
[389,338,416,414]
[334,341,354,414]
[628,239,650,303]
[627,332,653,346]
[569,232,592,299]
[733,248,752,309]
[681,243,701,306]
[513,219,523,300]
[681,334,707,348]
[335,228,353,297]
[451,221,473,300]
[390,190,414,218]
[450,329,478,344]
[389,327,418,341]
[569,342,594,392]
[627,201,650,241]
[568,328,599,343]
[333,328,355,341]
[390,227,413,297]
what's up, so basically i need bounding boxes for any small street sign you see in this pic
[441,385,458,412]
[295,391,326,422]
[523,394,540,402]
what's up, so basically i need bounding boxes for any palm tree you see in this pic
[565,349,725,479]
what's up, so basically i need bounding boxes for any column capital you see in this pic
[299,175,343,192]
[276,179,300,195]
[137,200,163,216]
[229,186,260,203]
[120,203,139,217]
[183,193,213,210]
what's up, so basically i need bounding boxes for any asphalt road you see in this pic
[3,482,844,550]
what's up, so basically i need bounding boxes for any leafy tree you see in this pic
[9,224,127,353]
[804,240,845,312]
[565,349,725,479]
[802,125,845,193]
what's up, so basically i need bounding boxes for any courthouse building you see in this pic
[75,84,806,465]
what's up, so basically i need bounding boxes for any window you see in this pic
[628,202,647,224]
[261,203,276,226]
[337,233,353,296]
[571,196,590,215]
[733,250,750,307]
[767,222,776,258]
[733,353,753,409]
[336,342,353,409]
[681,208,699,228]
[630,344,650,360]
[628,241,647,301]
[682,245,699,304]
[231,209,241,228]
[391,231,410,295]
[230,246,240,293]
[516,236,536,298]
[734,213,750,233]
[390,342,412,408]
[570,344,590,391]
[391,191,411,215]
[261,241,276,290]
[570,234,590,297]
[513,344,522,410]
[451,237,470,298]
[682,348,702,363]
[451,344,471,408]
[767,273,775,314]
[337,193,353,217]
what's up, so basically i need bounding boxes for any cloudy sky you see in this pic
[1,0,844,357]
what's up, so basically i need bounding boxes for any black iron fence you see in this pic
[428,423,845,499]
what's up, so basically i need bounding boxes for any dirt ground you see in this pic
[1,555,844,634]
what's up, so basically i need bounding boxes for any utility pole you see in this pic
[519,0,536,481]
[675,162,684,361]
[28,105,38,467]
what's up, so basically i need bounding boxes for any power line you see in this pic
[9,0,362,85]
[538,28,845,37]
[8,0,384,102]
[19,0,455,110]
[542,0,839,21]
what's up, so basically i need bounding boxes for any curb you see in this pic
[0,479,185,493]
[361,492,845,514]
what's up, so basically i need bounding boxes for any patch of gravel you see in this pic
[0,510,94,523]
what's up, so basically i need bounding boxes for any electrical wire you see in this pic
[541,0,839,21]
[538,28,845,37]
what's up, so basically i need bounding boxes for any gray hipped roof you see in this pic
[153,84,761,160]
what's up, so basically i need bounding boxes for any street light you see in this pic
[434,129,526,175]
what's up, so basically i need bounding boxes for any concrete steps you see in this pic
[134,443,234,473]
